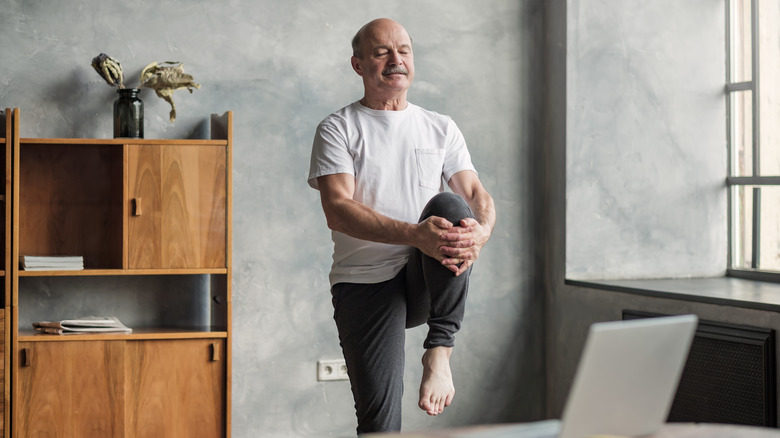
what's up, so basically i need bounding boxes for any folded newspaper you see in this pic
[33,316,132,335]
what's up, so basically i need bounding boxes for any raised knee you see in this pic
[420,192,474,223]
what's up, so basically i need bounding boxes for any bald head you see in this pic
[351,18,412,59]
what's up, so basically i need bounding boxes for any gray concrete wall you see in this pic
[1,1,546,436]
[565,0,727,280]
[548,0,733,419]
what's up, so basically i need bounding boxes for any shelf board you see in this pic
[19,326,228,342]
[19,138,227,146]
[19,268,228,276]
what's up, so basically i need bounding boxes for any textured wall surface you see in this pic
[565,0,727,280]
[0,1,545,436]
[547,0,734,420]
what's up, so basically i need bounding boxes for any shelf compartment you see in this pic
[17,274,227,335]
[126,144,227,269]
[18,143,123,270]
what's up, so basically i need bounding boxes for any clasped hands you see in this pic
[417,216,489,276]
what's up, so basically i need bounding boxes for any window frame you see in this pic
[726,0,780,280]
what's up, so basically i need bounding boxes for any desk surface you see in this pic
[655,424,780,437]
[365,423,780,438]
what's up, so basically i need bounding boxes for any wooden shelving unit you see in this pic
[4,108,232,438]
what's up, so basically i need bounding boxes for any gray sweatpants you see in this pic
[331,192,474,434]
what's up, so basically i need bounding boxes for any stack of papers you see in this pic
[33,316,132,335]
[21,255,84,271]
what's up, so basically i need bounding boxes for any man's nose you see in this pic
[389,50,403,65]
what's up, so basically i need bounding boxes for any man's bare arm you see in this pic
[317,173,455,262]
[440,170,496,275]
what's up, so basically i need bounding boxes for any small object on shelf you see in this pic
[139,61,200,122]
[90,53,145,137]
[21,255,84,271]
[91,53,125,88]
[32,316,132,335]
[114,88,144,138]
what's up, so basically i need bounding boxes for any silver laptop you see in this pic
[458,314,698,438]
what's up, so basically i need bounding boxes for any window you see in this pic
[728,0,780,275]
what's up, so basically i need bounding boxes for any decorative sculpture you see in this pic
[140,61,201,122]
[90,54,200,122]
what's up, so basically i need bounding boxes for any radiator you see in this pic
[623,310,776,427]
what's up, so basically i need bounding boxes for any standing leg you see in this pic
[405,192,475,415]
[332,274,407,434]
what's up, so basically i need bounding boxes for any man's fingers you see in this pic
[445,260,472,276]
[456,261,472,276]
[439,242,476,256]
[459,217,479,227]
[440,227,472,239]
[427,215,453,230]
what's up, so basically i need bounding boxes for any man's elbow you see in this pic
[322,207,348,233]
[325,216,343,233]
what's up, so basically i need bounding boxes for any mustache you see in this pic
[382,66,408,75]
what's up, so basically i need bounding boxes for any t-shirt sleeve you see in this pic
[442,118,477,183]
[308,116,355,190]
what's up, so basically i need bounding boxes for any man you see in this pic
[308,18,495,434]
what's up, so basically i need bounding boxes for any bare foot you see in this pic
[418,346,455,416]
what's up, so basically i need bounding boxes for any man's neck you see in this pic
[360,96,408,111]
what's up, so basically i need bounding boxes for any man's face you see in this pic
[352,20,415,98]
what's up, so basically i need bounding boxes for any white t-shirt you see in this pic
[308,101,476,286]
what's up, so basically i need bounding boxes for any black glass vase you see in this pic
[113,88,144,138]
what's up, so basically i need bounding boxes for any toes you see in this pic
[427,397,444,416]
[420,396,441,416]
[419,390,454,415]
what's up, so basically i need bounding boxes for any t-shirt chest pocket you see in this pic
[415,148,445,190]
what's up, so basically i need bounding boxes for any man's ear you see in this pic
[351,56,364,76]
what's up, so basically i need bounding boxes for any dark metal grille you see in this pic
[623,310,776,427]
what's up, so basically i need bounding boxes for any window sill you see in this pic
[565,276,780,313]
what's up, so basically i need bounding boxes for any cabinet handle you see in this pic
[133,197,143,216]
[21,348,31,367]
[211,343,220,362]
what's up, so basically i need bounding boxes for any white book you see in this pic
[21,255,84,270]
[22,255,83,264]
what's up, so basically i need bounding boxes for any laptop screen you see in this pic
[559,314,698,438]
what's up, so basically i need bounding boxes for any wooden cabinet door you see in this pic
[15,341,126,438]
[126,339,226,438]
[127,145,226,269]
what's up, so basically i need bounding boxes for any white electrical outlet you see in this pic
[317,359,349,381]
